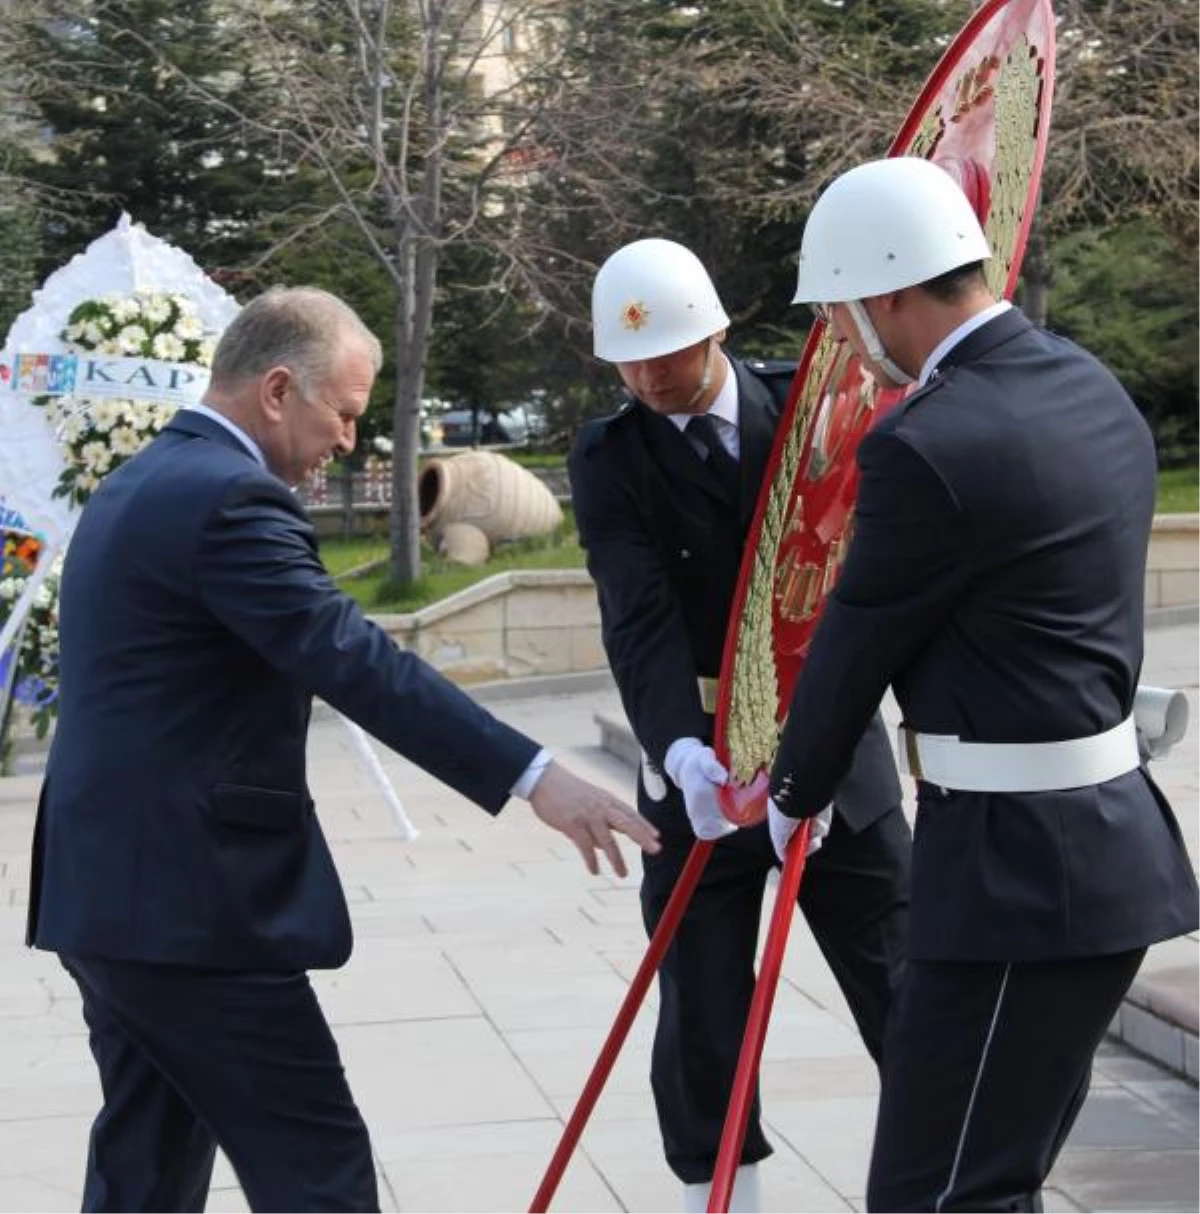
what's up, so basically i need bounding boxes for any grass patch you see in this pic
[504,450,569,469]
[318,535,391,577]
[1157,465,1199,513]
[323,512,584,613]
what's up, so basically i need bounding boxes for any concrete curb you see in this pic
[1146,602,1199,630]
[309,668,616,728]
[460,667,615,704]
[1110,967,1199,1082]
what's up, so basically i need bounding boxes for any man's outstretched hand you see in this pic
[528,761,661,877]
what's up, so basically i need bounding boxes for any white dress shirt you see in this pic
[919,301,1013,387]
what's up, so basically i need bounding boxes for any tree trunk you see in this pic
[389,302,424,586]
[339,459,355,541]
[1020,217,1052,328]
[388,223,442,587]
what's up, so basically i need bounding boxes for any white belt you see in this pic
[898,715,1139,792]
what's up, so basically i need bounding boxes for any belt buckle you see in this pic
[902,726,924,781]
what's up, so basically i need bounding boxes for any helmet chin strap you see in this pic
[682,338,717,411]
[845,300,915,387]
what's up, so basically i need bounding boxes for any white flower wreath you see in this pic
[35,289,218,507]
[0,530,62,742]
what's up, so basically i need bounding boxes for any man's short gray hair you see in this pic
[210,286,383,393]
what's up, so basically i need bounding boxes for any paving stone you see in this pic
[1065,1086,1196,1150]
[1048,1147,1200,1212]
[0,643,1196,1213]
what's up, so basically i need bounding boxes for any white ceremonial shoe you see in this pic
[682,1163,761,1213]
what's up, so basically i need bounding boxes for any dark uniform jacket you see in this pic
[27,411,538,971]
[570,356,901,834]
[769,308,1199,960]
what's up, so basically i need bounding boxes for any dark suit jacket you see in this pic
[27,411,539,970]
[770,308,1199,960]
[570,357,901,833]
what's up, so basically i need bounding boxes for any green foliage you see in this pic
[424,244,543,417]
[14,0,1196,493]
[25,0,291,277]
[1046,220,1198,464]
[1157,466,1199,514]
[0,200,41,338]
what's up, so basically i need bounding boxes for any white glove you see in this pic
[767,798,832,864]
[664,738,738,841]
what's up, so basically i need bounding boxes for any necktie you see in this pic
[687,413,740,500]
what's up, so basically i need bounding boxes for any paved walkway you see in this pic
[0,618,1195,1211]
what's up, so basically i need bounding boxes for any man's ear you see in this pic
[713,329,728,346]
[260,366,291,423]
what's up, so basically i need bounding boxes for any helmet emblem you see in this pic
[620,300,650,331]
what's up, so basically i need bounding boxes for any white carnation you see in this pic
[108,425,142,456]
[117,325,149,355]
[110,298,140,323]
[34,585,52,609]
[82,321,105,345]
[80,441,112,473]
[59,414,87,443]
[174,314,204,341]
[151,332,186,361]
[125,400,155,431]
[90,399,122,433]
[141,296,172,325]
[197,339,217,366]
[75,471,99,493]
[0,577,22,601]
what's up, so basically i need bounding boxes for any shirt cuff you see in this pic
[510,747,554,800]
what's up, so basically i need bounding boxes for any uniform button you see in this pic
[680,549,690,558]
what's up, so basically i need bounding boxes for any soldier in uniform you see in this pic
[569,239,913,1212]
[766,157,1200,1211]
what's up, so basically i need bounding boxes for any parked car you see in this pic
[437,406,530,448]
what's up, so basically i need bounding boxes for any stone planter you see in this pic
[1146,514,1199,609]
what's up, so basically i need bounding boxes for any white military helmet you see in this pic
[592,238,730,362]
[793,157,992,304]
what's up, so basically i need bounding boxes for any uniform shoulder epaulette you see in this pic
[575,399,636,455]
[739,356,799,409]
[897,374,949,414]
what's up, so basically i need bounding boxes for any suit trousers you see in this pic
[640,806,911,1184]
[866,948,1146,1212]
[62,955,378,1213]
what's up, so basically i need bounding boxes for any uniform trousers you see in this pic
[640,806,912,1184]
[866,948,1146,1212]
[62,954,378,1213]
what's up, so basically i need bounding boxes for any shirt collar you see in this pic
[182,402,266,467]
[667,354,739,433]
[919,300,1013,386]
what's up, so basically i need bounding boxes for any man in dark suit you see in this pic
[27,285,660,1213]
[570,239,912,1212]
[768,157,1200,1211]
